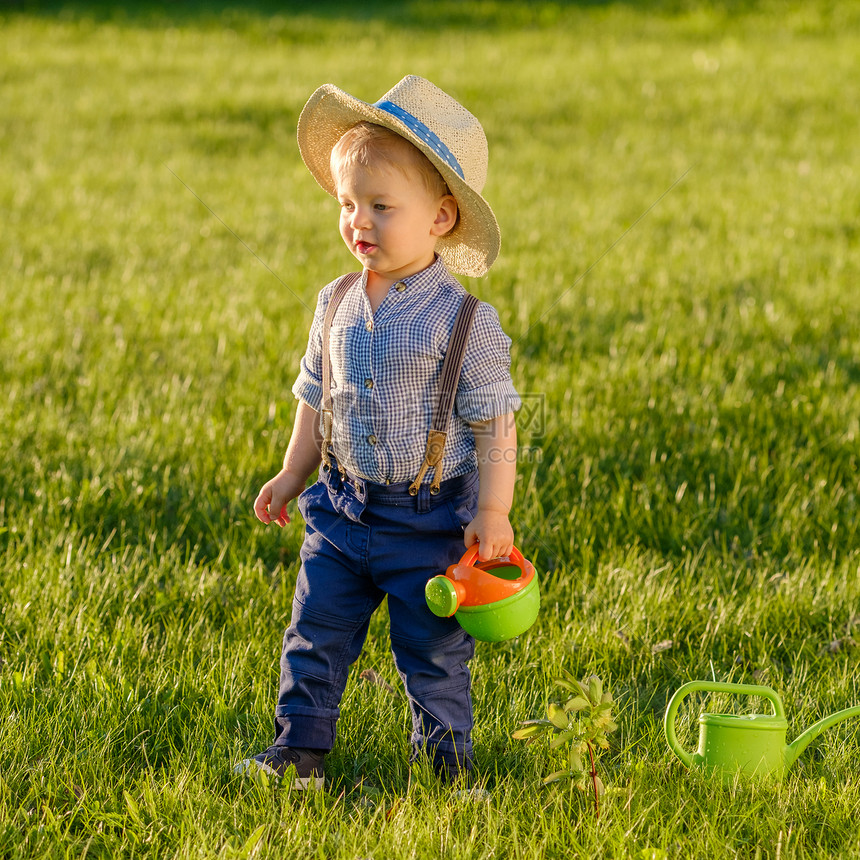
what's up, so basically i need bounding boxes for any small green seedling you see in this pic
[513,673,618,818]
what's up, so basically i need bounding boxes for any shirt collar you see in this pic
[396,255,450,295]
[361,255,452,313]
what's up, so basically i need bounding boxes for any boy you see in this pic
[236,76,520,787]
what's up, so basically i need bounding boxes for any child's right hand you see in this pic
[253,469,306,527]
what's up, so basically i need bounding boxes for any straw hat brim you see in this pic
[297,84,500,278]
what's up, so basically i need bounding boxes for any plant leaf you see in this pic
[575,679,591,700]
[512,724,551,740]
[588,676,603,704]
[547,702,569,729]
[557,669,581,689]
[564,696,590,713]
[549,728,581,750]
[239,823,267,859]
[592,714,614,731]
[543,770,574,785]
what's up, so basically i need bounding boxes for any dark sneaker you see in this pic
[234,746,325,789]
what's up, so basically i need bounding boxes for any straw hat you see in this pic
[297,75,500,277]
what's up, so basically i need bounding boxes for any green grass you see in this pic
[2,1,860,856]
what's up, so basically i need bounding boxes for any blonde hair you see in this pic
[330,122,452,201]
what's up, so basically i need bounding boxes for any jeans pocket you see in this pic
[447,499,476,533]
[296,480,325,520]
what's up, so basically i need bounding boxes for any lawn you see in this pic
[2,1,859,857]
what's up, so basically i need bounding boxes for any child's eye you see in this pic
[340,201,354,211]
[373,203,388,211]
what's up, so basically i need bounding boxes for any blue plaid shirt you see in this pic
[292,257,521,484]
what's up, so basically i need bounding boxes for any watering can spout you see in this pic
[784,704,860,771]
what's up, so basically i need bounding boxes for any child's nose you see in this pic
[349,205,372,230]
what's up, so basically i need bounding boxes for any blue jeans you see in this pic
[273,464,479,773]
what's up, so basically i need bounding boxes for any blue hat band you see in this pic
[373,100,465,181]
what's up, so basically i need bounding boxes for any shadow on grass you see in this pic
[4,0,779,29]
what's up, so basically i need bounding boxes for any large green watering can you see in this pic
[665,681,860,782]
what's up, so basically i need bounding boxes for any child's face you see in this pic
[334,160,456,289]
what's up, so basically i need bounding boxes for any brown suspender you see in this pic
[318,272,480,494]
[408,293,480,495]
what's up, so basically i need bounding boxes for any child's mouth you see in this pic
[356,241,376,255]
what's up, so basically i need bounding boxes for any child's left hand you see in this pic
[464,509,514,562]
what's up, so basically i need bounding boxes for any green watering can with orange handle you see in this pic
[425,545,539,642]
[665,681,860,782]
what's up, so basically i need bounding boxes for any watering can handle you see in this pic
[459,544,527,571]
[664,681,786,768]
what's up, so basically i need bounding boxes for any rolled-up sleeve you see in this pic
[455,302,521,424]
[291,287,329,411]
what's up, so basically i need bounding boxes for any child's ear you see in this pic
[431,195,459,237]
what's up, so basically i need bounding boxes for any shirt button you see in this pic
[365,320,373,332]
[364,378,374,389]
[395,282,406,293]
[367,434,378,445]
